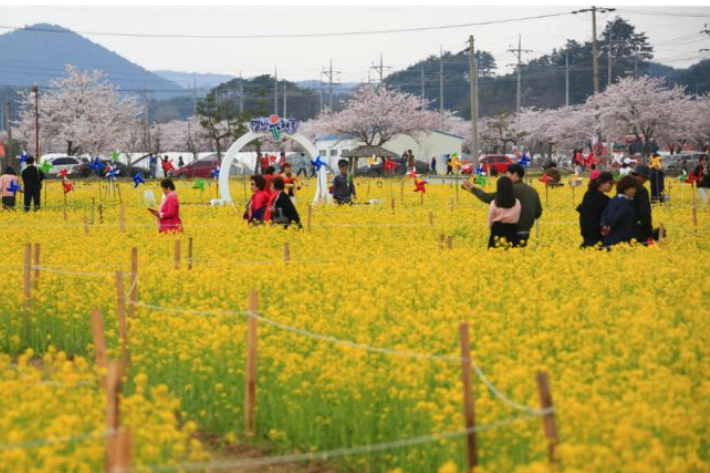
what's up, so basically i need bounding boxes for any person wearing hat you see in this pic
[649,153,666,204]
[577,171,614,248]
[630,164,659,243]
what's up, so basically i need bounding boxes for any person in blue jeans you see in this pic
[600,175,637,247]
[20,157,44,212]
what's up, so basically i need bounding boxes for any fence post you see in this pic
[188,237,194,270]
[115,271,128,360]
[129,248,138,318]
[439,234,444,251]
[84,215,89,236]
[245,289,259,436]
[658,223,666,244]
[119,206,125,233]
[90,309,107,371]
[116,183,123,205]
[447,235,453,250]
[536,371,559,465]
[391,198,395,215]
[307,204,313,231]
[105,360,123,473]
[174,239,181,270]
[283,242,290,263]
[113,429,132,473]
[33,243,40,289]
[450,198,454,215]
[24,244,31,308]
[429,211,434,227]
[99,203,104,224]
[459,323,477,472]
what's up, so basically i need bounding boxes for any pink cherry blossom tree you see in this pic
[15,65,140,157]
[588,76,693,159]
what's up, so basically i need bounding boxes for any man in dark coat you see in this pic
[20,156,44,212]
[630,164,659,243]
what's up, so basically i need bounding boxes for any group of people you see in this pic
[0,157,45,211]
[245,162,302,227]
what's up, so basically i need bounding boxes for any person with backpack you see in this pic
[269,176,302,228]
[577,171,614,248]
[486,175,521,248]
[1,166,21,210]
[21,156,44,212]
[601,175,637,247]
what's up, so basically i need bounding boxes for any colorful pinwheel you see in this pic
[112,151,120,162]
[89,157,105,175]
[58,169,70,179]
[382,158,397,173]
[133,172,146,188]
[539,174,554,187]
[474,173,487,187]
[193,179,206,191]
[62,181,75,194]
[19,150,27,164]
[407,169,419,179]
[39,161,53,174]
[367,155,378,167]
[211,167,221,179]
[413,179,428,193]
[450,153,461,172]
[8,181,22,195]
[311,155,326,172]
[106,166,120,180]
[519,153,531,167]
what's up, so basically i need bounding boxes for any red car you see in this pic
[460,155,514,175]
[175,157,220,179]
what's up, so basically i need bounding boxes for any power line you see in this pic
[0,11,575,40]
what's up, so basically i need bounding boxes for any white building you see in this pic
[314,130,463,174]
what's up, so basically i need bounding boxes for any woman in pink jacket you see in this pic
[149,179,182,233]
[487,175,521,248]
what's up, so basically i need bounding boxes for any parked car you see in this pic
[663,153,703,176]
[175,156,252,179]
[461,155,513,175]
[356,159,429,176]
[41,156,88,176]
[75,159,148,179]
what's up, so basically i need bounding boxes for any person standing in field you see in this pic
[148,179,183,234]
[281,163,299,204]
[0,166,21,210]
[691,154,709,205]
[486,175,521,248]
[296,153,308,177]
[630,164,659,243]
[577,171,614,248]
[20,156,44,212]
[601,175,637,247]
[331,159,356,205]
[244,174,269,225]
[269,176,302,228]
[463,163,542,247]
[649,153,665,204]
[430,155,437,175]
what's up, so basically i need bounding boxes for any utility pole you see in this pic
[439,46,444,111]
[702,25,710,94]
[469,35,480,167]
[321,59,340,110]
[192,75,197,118]
[370,53,391,86]
[239,71,244,114]
[283,82,287,118]
[274,68,278,115]
[573,6,616,94]
[507,35,532,114]
[421,68,425,100]
[6,101,12,168]
[565,52,570,106]
[32,85,39,159]
[607,29,613,87]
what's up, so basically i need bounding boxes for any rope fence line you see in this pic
[0,429,116,452]
[134,301,551,417]
[133,414,538,473]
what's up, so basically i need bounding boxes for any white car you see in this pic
[42,156,87,176]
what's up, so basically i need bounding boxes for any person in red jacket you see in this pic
[148,178,182,233]
[244,174,269,225]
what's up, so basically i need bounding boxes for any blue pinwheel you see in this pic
[8,181,22,195]
[211,166,221,179]
[106,166,120,180]
[133,172,146,188]
[311,155,326,172]
[519,153,531,167]
[19,150,28,164]
[475,164,485,177]
[89,157,106,175]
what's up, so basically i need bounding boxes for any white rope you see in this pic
[0,429,115,451]
[134,415,538,473]
[134,302,550,416]
[30,265,116,278]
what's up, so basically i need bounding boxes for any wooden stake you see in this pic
[400,179,404,202]
[459,323,477,472]
[63,191,67,221]
[90,309,107,371]
[693,204,698,229]
[545,185,549,206]
[307,204,312,231]
[113,429,132,473]
[91,198,95,225]
[420,191,424,206]
[174,239,181,270]
[572,185,575,206]
[129,248,138,318]
[450,198,454,214]
[439,234,444,250]
[391,198,395,215]
[116,183,123,205]
[536,372,559,465]
[429,211,434,227]
[659,223,666,243]
[33,243,40,289]
[99,204,104,224]
[24,243,31,308]
[283,242,290,263]
[105,360,123,472]
[115,271,128,358]
[447,235,453,250]
[188,237,193,271]
[119,206,125,233]
[245,289,258,436]
[83,215,89,236]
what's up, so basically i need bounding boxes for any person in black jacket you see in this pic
[630,164,659,243]
[270,176,301,228]
[601,175,637,247]
[20,156,44,212]
[577,171,614,248]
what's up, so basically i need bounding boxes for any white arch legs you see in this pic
[218,131,329,205]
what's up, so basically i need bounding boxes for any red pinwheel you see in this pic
[383,157,398,173]
[538,174,554,187]
[58,169,69,178]
[62,181,75,194]
[684,173,698,184]
[413,179,428,193]
[407,169,419,179]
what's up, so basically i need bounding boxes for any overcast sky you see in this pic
[1,5,709,85]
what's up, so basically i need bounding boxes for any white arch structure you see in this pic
[218,130,330,205]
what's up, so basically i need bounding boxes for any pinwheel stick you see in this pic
[307,204,312,232]
[24,244,31,307]
[429,211,434,227]
[129,248,138,318]
[459,323,477,472]
[536,371,559,464]
[84,215,89,236]
[245,289,259,436]
[119,206,126,233]
[63,191,67,221]
[174,240,181,270]
[33,243,40,289]
[283,242,290,263]
[115,271,128,359]
[188,237,193,271]
[90,309,107,372]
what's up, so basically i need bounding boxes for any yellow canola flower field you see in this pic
[0,176,709,473]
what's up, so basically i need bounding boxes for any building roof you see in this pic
[430,129,465,140]
[341,145,399,159]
